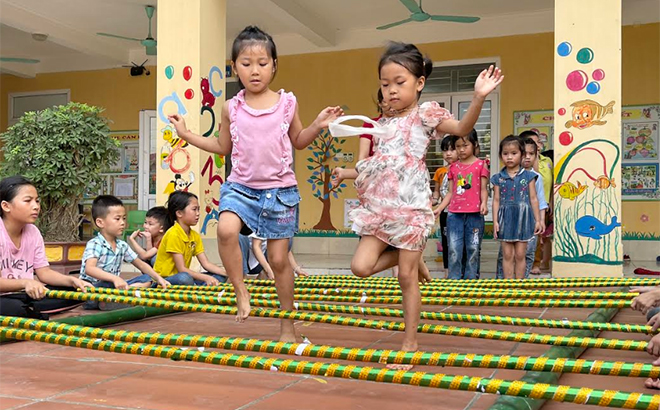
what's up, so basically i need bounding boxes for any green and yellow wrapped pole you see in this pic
[46,290,650,351]
[82,287,654,334]
[83,286,633,309]
[2,315,658,379]
[150,285,636,300]
[1,326,659,409]
[179,276,660,290]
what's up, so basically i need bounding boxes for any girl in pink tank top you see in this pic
[169,26,342,342]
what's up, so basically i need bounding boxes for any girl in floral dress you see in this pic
[329,42,503,368]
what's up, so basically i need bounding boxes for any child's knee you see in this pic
[351,260,372,278]
[269,254,289,274]
[217,224,239,244]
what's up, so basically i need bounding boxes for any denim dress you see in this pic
[490,168,537,242]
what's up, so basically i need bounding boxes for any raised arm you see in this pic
[168,103,232,155]
[436,66,503,136]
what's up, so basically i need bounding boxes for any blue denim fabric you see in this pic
[219,182,300,239]
[447,212,484,280]
[82,275,152,309]
[130,272,227,287]
[491,168,538,242]
[496,235,538,279]
[647,306,660,321]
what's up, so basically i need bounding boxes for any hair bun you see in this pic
[423,56,433,78]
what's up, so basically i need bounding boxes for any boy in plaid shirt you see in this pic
[80,196,169,309]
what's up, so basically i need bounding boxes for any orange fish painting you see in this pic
[594,175,616,189]
[564,99,615,130]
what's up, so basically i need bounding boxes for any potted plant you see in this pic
[0,102,120,273]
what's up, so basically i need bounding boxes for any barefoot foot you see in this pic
[385,341,418,371]
[235,290,251,323]
[418,262,432,285]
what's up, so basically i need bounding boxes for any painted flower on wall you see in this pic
[640,214,650,223]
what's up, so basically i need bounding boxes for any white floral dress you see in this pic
[349,102,453,251]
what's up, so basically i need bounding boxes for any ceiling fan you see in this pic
[377,0,480,30]
[0,57,40,64]
[97,5,157,55]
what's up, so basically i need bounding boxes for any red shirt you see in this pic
[359,115,382,157]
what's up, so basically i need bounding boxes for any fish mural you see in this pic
[593,175,616,189]
[564,99,615,130]
[557,181,588,200]
[553,139,622,265]
[575,215,621,240]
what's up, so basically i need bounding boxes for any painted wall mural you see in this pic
[553,0,622,276]
[553,139,622,264]
[305,129,347,231]
[158,62,225,235]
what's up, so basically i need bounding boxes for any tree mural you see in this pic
[306,129,347,230]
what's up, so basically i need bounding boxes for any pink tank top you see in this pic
[226,89,298,189]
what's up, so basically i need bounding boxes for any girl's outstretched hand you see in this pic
[168,114,189,138]
[314,106,345,129]
[493,221,499,239]
[474,65,504,98]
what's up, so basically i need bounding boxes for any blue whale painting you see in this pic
[575,215,621,240]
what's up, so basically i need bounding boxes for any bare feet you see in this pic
[279,319,297,343]
[418,262,432,285]
[530,265,541,275]
[645,378,660,389]
[235,289,251,323]
[386,341,417,371]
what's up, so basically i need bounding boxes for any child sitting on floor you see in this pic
[79,195,170,309]
[127,206,170,267]
[152,191,228,286]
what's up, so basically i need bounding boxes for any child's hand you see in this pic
[493,221,499,239]
[293,265,308,277]
[200,274,220,287]
[474,65,504,98]
[331,167,346,188]
[480,202,488,216]
[265,268,275,280]
[539,221,546,236]
[112,277,129,290]
[314,106,344,129]
[71,277,93,292]
[168,114,189,138]
[534,221,543,236]
[432,204,442,218]
[141,231,152,241]
[24,279,48,299]
[130,230,141,240]
[157,278,171,289]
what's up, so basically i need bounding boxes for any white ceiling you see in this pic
[1,0,658,77]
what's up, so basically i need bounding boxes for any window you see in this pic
[419,60,500,181]
[8,90,70,126]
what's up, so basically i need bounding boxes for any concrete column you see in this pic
[156,0,226,237]
[553,0,622,276]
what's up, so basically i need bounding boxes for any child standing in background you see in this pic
[436,130,490,280]
[495,137,548,278]
[491,135,543,279]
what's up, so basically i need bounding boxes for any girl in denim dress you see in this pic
[491,135,543,279]
[169,26,343,342]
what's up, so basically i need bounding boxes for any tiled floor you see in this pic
[2,255,660,410]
